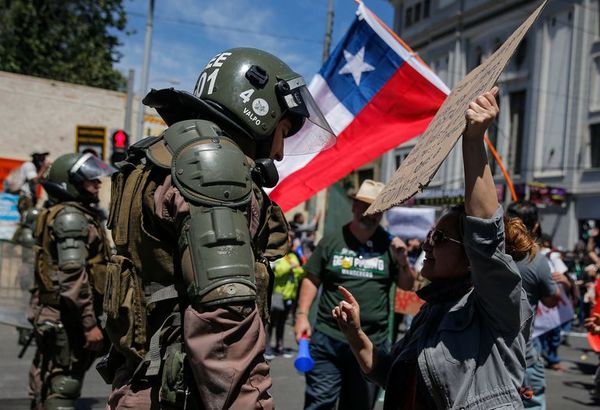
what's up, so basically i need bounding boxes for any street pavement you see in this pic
[0,323,597,409]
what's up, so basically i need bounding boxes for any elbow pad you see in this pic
[166,120,256,307]
[53,207,89,272]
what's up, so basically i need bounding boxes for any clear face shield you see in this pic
[277,77,336,156]
[69,153,116,183]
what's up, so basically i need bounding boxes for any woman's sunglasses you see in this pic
[426,229,463,247]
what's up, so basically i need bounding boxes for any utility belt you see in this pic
[102,255,198,408]
[102,252,261,408]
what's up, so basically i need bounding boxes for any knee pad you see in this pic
[44,397,76,410]
[49,374,81,399]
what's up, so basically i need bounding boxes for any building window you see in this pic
[424,0,431,18]
[508,91,527,175]
[468,46,483,71]
[357,168,374,186]
[406,7,413,27]
[591,124,600,168]
[395,151,410,169]
[591,56,600,111]
[514,38,527,69]
[415,3,422,23]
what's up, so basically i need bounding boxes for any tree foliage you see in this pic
[0,0,129,91]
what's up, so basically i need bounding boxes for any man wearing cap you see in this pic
[6,148,51,215]
[5,147,50,246]
[294,179,416,410]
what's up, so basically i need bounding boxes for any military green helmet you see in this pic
[41,153,115,203]
[143,48,335,156]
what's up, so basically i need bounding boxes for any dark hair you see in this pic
[507,201,539,235]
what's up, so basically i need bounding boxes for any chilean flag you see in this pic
[267,2,449,211]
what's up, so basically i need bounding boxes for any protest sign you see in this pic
[532,284,574,339]
[0,193,20,241]
[395,289,425,316]
[387,206,435,240]
[367,0,548,215]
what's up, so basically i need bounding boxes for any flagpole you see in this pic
[484,135,518,201]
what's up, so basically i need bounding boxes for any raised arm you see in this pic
[463,87,499,219]
[462,88,527,333]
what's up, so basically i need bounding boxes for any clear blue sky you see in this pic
[115,0,395,95]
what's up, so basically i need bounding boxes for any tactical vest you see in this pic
[33,202,111,306]
[104,136,289,368]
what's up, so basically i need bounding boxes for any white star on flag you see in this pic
[338,46,375,86]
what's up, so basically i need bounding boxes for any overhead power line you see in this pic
[127,11,324,44]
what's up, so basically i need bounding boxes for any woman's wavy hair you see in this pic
[504,216,538,262]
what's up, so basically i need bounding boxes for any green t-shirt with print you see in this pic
[305,224,397,345]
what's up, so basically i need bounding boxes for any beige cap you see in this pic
[349,179,385,204]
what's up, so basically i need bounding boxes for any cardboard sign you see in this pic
[367,0,548,215]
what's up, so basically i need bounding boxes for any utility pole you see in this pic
[322,0,335,62]
[124,69,135,136]
[136,0,155,142]
[312,0,336,239]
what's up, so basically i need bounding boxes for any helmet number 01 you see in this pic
[239,89,255,104]
[196,69,219,96]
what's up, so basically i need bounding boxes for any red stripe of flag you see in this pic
[271,63,448,212]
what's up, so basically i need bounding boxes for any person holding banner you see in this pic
[332,88,534,409]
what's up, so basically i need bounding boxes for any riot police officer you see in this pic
[29,153,114,410]
[103,48,335,409]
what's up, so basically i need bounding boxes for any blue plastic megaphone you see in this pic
[294,336,315,373]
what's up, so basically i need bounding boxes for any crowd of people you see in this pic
[4,45,600,410]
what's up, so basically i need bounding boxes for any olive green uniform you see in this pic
[28,202,110,410]
[103,135,289,409]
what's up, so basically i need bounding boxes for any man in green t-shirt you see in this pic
[294,179,415,410]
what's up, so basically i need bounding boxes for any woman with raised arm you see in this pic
[332,87,534,409]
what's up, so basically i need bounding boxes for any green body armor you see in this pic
[33,202,110,306]
[103,120,290,386]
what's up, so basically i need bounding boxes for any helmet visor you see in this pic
[69,153,116,183]
[280,78,336,156]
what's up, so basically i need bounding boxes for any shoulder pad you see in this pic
[145,137,172,169]
[53,206,89,239]
[167,121,252,207]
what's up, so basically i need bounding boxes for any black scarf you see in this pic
[416,276,473,304]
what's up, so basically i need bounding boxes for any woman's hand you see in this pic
[332,286,362,340]
[332,286,378,374]
[464,86,499,141]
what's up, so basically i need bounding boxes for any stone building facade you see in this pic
[384,0,600,248]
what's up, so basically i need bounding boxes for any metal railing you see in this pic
[0,240,30,307]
